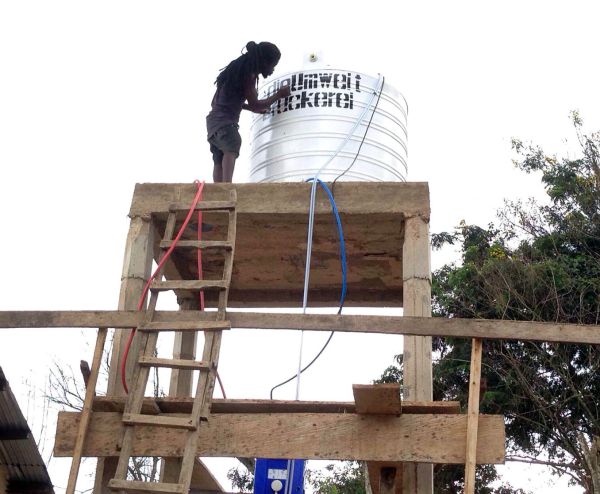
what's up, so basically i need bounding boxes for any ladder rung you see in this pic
[160,239,233,250]
[138,356,210,370]
[150,280,228,292]
[108,479,185,493]
[137,320,230,332]
[169,200,236,212]
[122,413,198,430]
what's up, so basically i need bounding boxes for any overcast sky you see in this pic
[1,1,599,492]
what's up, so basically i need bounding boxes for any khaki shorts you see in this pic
[208,124,241,166]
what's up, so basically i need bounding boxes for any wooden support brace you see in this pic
[465,338,483,494]
[65,327,107,494]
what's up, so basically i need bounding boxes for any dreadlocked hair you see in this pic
[215,41,281,94]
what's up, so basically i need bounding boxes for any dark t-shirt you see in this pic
[206,84,246,139]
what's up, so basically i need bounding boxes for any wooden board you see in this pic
[353,384,403,493]
[129,182,430,307]
[91,396,460,415]
[54,412,505,464]
[353,384,402,414]
[3,310,599,344]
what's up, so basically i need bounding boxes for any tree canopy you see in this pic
[430,113,600,492]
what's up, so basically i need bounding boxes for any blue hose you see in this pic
[306,178,347,311]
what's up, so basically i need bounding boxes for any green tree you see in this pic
[430,114,600,492]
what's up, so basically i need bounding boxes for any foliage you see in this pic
[306,461,366,494]
[227,464,253,492]
[430,114,600,492]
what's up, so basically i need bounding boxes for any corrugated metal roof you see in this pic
[0,367,54,494]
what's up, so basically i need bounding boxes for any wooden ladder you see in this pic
[107,189,237,494]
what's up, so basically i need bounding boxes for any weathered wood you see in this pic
[402,213,433,493]
[130,182,430,218]
[138,320,230,332]
[66,327,108,494]
[150,280,228,292]
[353,384,403,494]
[138,356,209,371]
[54,412,505,464]
[92,396,460,415]
[122,413,197,430]
[380,466,400,494]
[465,339,483,494]
[367,463,402,494]
[2,311,599,344]
[353,384,402,415]
[160,287,224,492]
[96,215,154,494]
[160,240,233,250]
[129,182,431,307]
[107,479,184,493]
[169,200,236,213]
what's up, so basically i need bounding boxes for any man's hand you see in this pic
[277,85,291,98]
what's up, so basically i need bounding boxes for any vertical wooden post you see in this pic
[94,215,154,494]
[402,215,433,494]
[464,338,483,494]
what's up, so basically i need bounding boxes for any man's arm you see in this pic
[243,78,291,114]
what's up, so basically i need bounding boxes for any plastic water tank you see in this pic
[249,59,407,183]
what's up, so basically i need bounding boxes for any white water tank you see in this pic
[249,58,407,183]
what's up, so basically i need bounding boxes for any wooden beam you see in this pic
[92,396,459,415]
[353,384,402,415]
[54,412,505,464]
[464,339,483,494]
[129,182,430,218]
[402,213,433,493]
[2,311,599,344]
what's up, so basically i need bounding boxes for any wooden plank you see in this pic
[107,479,184,493]
[465,338,483,494]
[354,384,403,494]
[138,320,230,332]
[138,356,209,371]
[169,200,236,212]
[122,413,198,430]
[150,280,228,292]
[353,384,402,414]
[54,412,505,464]
[160,240,233,250]
[92,396,460,415]
[130,182,431,218]
[2,310,600,344]
[66,327,108,494]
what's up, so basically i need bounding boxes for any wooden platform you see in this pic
[130,182,430,307]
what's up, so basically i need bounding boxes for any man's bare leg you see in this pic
[213,162,223,183]
[222,152,237,183]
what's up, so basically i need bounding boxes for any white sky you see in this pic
[1,1,599,493]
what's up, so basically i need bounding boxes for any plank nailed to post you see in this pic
[465,338,484,494]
